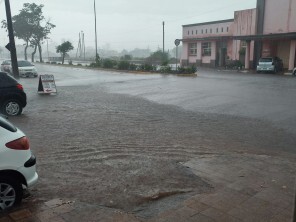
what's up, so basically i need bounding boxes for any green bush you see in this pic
[178,66,197,74]
[118,60,130,70]
[139,64,155,71]
[129,63,137,71]
[89,62,101,68]
[160,65,172,73]
[103,59,117,69]
[226,60,243,69]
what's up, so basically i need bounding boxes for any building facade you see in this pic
[181,0,296,71]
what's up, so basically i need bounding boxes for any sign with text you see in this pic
[38,74,57,94]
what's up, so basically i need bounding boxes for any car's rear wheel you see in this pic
[2,100,23,116]
[0,178,23,211]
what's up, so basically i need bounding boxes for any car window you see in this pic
[17,61,33,67]
[259,58,272,62]
[1,61,11,65]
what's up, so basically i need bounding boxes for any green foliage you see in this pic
[2,3,55,61]
[226,60,243,69]
[139,64,155,71]
[159,65,172,73]
[121,54,132,61]
[178,66,197,74]
[56,41,74,64]
[89,62,101,68]
[118,60,130,70]
[103,59,117,69]
[239,48,246,55]
[145,50,169,65]
[129,63,137,71]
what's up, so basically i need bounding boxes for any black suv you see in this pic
[0,72,27,116]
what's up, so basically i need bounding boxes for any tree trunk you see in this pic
[38,42,43,63]
[24,41,29,60]
[62,53,65,64]
[31,44,37,62]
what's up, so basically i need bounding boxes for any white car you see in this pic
[293,67,296,76]
[9,60,38,78]
[0,115,38,211]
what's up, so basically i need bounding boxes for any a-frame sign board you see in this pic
[38,74,57,94]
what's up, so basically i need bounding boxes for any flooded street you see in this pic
[7,64,296,218]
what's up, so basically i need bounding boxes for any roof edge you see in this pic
[182,19,234,28]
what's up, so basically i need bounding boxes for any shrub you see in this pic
[178,66,197,74]
[89,62,101,68]
[103,59,117,69]
[129,63,137,71]
[118,60,130,70]
[160,65,172,73]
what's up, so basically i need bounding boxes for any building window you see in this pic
[206,29,207,33]
[221,27,224,32]
[196,30,198,34]
[188,30,189,35]
[216,28,218,33]
[201,29,203,34]
[227,27,229,32]
[210,29,212,33]
[189,43,197,56]
[202,42,211,56]
[192,30,193,35]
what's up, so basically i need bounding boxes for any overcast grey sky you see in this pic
[0,0,257,51]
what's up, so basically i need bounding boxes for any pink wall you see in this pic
[232,9,257,36]
[231,9,257,61]
[264,0,296,33]
[183,21,233,39]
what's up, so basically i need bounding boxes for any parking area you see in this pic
[1,65,296,221]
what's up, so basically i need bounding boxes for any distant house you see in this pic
[180,0,296,71]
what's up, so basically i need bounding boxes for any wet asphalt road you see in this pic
[7,64,296,217]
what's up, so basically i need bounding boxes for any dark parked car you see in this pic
[256,57,284,73]
[0,72,27,116]
[293,67,296,76]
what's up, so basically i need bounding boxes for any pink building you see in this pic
[181,0,296,71]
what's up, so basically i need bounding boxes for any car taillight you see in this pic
[6,136,29,150]
[16,84,23,90]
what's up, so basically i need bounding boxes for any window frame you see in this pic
[202,42,211,56]
[188,43,198,56]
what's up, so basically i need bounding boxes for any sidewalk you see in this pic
[1,153,295,222]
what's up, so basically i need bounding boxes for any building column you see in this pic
[245,40,251,70]
[288,40,296,71]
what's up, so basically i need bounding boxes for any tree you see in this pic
[1,3,55,61]
[145,50,169,65]
[56,41,74,64]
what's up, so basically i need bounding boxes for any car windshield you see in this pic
[259,58,272,63]
[17,60,33,67]
[2,60,11,65]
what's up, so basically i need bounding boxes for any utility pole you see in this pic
[5,0,19,79]
[82,31,85,60]
[47,39,49,62]
[76,32,81,58]
[94,0,98,60]
[162,21,165,54]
